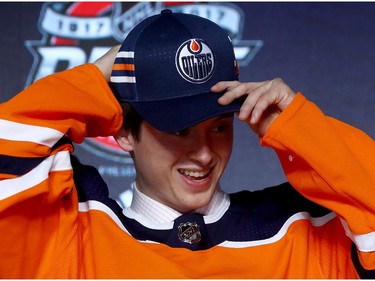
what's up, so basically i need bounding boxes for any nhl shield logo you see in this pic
[175,38,214,84]
[178,222,202,244]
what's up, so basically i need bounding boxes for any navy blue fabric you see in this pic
[0,154,46,176]
[120,184,330,247]
[111,10,241,133]
[72,156,330,246]
[0,137,71,176]
[71,155,123,215]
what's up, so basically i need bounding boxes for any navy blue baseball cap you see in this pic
[110,9,242,133]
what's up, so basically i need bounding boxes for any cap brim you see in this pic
[129,91,244,133]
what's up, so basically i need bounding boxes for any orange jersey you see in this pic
[0,64,374,278]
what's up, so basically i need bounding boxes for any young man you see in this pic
[0,10,374,278]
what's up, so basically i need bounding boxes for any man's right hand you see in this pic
[93,45,121,82]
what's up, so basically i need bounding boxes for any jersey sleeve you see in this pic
[0,64,123,278]
[261,93,375,271]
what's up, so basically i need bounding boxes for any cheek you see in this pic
[219,144,233,168]
[217,133,234,160]
[133,139,180,176]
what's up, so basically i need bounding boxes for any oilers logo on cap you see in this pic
[175,38,215,84]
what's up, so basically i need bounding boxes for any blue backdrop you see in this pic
[1,2,375,207]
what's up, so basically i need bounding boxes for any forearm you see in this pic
[0,63,122,204]
[0,64,122,145]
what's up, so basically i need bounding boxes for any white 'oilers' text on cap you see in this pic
[175,39,215,84]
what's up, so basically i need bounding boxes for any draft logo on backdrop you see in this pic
[25,1,263,163]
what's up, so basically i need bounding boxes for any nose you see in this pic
[187,133,214,166]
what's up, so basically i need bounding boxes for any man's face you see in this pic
[131,113,234,213]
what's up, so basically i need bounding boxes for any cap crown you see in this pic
[111,10,238,103]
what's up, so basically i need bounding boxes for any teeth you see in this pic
[180,169,209,178]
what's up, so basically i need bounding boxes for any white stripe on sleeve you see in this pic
[0,119,64,147]
[0,151,72,200]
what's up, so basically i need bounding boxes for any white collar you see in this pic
[123,182,230,225]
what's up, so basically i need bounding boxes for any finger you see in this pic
[237,90,263,120]
[215,82,264,105]
[248,90,280,124]
[249,79,296,123]
[236,81,271,120]
[212,81,242,105]
[217,82,249,105]
[210,81,240,93]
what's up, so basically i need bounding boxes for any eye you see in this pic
[175,128,189,136]
[212,124,227,132]
[212,117,233,133]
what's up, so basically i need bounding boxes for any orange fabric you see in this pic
[262,94,375,234]
[0,64,123,142]
[23,208,356,279]
[0,65,374,278]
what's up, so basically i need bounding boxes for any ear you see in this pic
[114,127,135,152]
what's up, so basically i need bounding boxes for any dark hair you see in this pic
[120,102,143,141]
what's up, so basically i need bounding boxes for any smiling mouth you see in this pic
[178,168,213,181]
